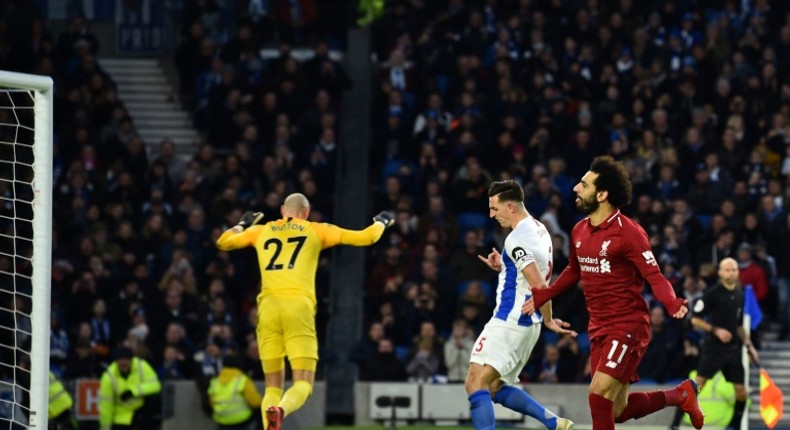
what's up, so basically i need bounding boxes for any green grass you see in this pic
[304,426,471,430]
[305,424,676,430]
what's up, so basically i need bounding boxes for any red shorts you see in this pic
[589,327,650,384]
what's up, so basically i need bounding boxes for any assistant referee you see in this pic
[669,257,759,430]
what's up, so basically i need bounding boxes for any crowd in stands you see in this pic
[354,0,790,385]
[2,0,790,390]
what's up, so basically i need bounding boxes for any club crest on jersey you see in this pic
[599,240,611,256]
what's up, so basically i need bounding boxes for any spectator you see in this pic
[406,337,441,383]
[537,344,562,384]
[638,306,681,383]
[349,321,385,368]
[443,319,475,383]
[11,0,790,393]
[359,338,406,382]
[449,230,494,283]
[736,242,768,302]
[49,311,69,374]
[66,338,103,379]
[696,227,735,269]
[157,345,189,380]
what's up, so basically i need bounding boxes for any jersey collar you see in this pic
[588,210,621,230]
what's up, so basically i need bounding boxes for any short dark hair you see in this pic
[589,156,632,208]
[488,180,524,202]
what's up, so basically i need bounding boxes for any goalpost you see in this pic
[0,70,53,429]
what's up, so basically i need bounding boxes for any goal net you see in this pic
[0,71,53,430]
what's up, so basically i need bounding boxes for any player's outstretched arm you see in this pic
[333,211,395,247]
[216,211,264,250]
[523,264,581,315]
[626,225,687,317]
[372,211,395,227]
[238,211,264,229]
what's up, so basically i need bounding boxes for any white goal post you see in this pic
[0,70,53,429]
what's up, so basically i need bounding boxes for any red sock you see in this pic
[589,393,615,430]
[663,386,683,406]
[615,391,667,423]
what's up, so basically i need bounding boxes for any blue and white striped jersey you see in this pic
[492,215,553,326]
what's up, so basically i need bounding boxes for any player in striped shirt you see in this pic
[466,180,575,430]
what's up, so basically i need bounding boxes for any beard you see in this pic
[576,194,600,214]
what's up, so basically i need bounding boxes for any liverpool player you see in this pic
[523,156,705,430]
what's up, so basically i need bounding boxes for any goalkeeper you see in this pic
[216,193,394,430]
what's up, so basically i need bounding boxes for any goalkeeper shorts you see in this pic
[257,295,318,361]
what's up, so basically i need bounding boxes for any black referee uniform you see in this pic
[671,257,757,430]
[692,282,746,383]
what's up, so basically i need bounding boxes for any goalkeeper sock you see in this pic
[279,380,313,416]
[494,385,557,430]
[615,391,666,422]
[261,387,283,428]
[469,389,495,430]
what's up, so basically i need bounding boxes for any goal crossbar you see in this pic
[0,71,53,92]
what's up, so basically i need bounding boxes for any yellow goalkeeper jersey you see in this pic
[216,217,385,304]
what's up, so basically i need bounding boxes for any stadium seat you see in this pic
[576,332,590,355]
[457,280,493,301]
[395,346,411,363]
[457,212,488,233]
[695,214,712,231]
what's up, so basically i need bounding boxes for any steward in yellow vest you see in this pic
[98,347,162,430]
[208,356,262,430]
[48,372,74,430]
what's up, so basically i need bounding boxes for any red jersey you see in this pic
[533,210,684,339]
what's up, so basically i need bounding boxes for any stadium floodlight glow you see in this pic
[0,70,53,430]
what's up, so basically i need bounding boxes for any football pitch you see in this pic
[304,427,471,430]
[303,426,673,430]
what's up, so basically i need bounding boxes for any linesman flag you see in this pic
[743,284,763,330]
[760,368,783,429]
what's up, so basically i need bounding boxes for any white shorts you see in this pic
[469,319,541,385]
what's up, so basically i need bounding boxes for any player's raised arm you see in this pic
[318,211,395,248]
[216,211,264,250]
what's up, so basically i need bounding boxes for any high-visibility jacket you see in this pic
[684,370,737,427]
[208,368,262,425]
[48,372,73,419]
[98,357,161,430]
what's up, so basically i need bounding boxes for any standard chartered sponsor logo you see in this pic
[577,256,599,264]
[580,264,600,273]
[578,255,611,273]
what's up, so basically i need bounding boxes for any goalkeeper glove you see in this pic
[237,211,264,230]
[373,211,395,228]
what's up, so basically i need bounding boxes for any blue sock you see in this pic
[469,389,496,430]
[493,385,558,430]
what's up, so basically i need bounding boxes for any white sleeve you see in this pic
[505,230,536,272]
